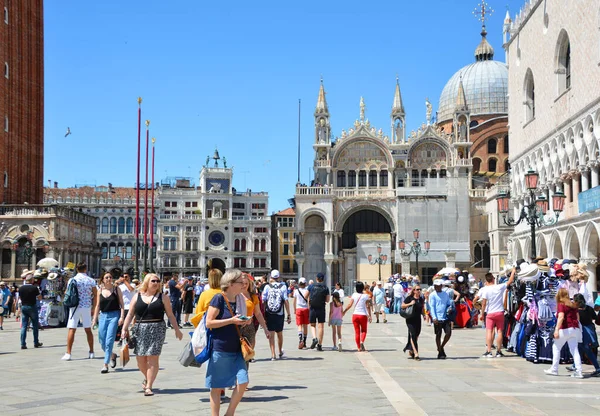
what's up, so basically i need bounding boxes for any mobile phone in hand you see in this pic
[238,316,249,321]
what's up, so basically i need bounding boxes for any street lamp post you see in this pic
[397,228,431,277]
[496,169,566,260]
[367,244,388,281]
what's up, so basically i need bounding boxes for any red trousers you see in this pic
[352,314,368,349]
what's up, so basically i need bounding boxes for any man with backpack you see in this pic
[261,270,291,360]
[62,263,97,361]
[308,273,330,351]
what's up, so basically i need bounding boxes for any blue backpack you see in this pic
[63,278,79,309]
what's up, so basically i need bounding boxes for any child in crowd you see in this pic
[329,292,343,351]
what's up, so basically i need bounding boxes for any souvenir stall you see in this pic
[504,260,588,365]
[35,257,70,328]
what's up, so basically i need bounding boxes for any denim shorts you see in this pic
[330,319,343,326]
[205,351,249,389]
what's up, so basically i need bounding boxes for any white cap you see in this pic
[443,280,452,286]
[433,279,443,286]
[299,277,307,284]
[270,269,280,279]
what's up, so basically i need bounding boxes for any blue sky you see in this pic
[44,0,524,212]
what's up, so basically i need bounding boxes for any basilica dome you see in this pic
[437,31,508,123]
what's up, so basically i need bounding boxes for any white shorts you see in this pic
[374,303,385,313]
[67,307,92,329]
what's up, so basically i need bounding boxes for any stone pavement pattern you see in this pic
[1,314,600,415]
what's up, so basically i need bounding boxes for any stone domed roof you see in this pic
[437,29,508,123]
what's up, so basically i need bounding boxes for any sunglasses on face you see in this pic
[414,289,421,291]
[150,280,160,283]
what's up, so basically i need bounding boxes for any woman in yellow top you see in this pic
[190,269,223,327]
[240,273,269,352]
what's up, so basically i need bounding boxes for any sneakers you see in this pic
[21,345,27,350]
[571,371,584,379]
[309,338,318,349]
[337,340,342,352]
[270,357,277,361]
[34,343,43,348]
[101,366,109,374]
[110,353,117,368]
[566,365,576,372]
[438,349,447,359]
[279,350,285,359]
[316,344,323,352]
[383,319,387,324]
[89,352,95,359]
[590,369,600,377]
[298,340,304,350]
[495,350,505,358]
[482,351,493,358]
[544,368,558,376]
[359,343,366,352]
[61,353,72,361]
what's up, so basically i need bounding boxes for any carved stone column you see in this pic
[10,248,16,280]
[591,163,599,188]
[580,166,590,192]
[295,258,304,281]
[580,257,598,296]
[325,259,333,289]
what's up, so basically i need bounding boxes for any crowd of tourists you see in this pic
[3,258,600,415]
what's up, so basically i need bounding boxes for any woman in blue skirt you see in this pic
[206,268,252,415]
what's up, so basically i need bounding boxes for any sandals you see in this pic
[144,388,154,396]
[142,379,147,390]
[414,356,421,361]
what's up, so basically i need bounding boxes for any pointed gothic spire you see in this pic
[315,77,329,115]
[456,77,469,111]
[392,76,405,115]
[504,9,511,25]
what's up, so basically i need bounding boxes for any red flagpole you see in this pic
[150,138,156,272]
[134,97,142,276]
[143,120,150,271]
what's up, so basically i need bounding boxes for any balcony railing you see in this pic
[314,160,331,168]
[159,214,202,221]
[0,204,96,226]
[333,189,396,198]
[455,159,472,167]
[469,189,487,198]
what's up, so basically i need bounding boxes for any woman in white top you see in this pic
[342,282,372,351]
[293,278,310,349]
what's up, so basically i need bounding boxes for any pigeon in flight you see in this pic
[65,127,71,137]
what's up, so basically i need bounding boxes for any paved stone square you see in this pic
[1,314,600,415]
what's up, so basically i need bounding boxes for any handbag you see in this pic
[128,293,157,349]
[223,295,255,361]
[178,341,202,367]
[399,304,414,319]
[121,343,131,368]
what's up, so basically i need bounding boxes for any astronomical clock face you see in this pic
[410,143,446,169]
[208,230,225,247]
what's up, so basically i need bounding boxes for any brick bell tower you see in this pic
[0,0,44,204]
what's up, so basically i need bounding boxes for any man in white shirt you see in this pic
[479,269,515,358]
[392,280,405,314]
[116,272,135,346]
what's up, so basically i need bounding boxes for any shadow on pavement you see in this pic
[247,385,307,391]
[243,395,288,402]
[156,387,210,395]
[253,357,324,362]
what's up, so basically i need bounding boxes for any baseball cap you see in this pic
[270,269,280,279]
[443,280,452,286]
[376,281,382,285]
[316,272,324,279]
[299,277,307,284]
[433,279,443,286]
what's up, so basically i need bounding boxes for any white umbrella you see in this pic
[436,267,458,276]
[37,257,59,269]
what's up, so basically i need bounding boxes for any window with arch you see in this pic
[153,218,157,234]
[117,217,125,233]
[96,218,100,233]
[125,242,133,259]
[487,138,497,154]
[254,239,259,252]
[126,217,133,233]
[473,158,482,172]
[358,170,367,187]
[109,217,117,234]
[369,170,377,187]
[169,238,177,251]
[261,239,266,252]
[241,239,247,251]
[337,171,346,187]
[109,242,117,259]
[185,238,192,251]
[503,136,509,153]
[488,158,497,172]
[348,171,356,187]
[234,239,240,252]
[524,69,535,122]
[101,218,109,234]
[556,30,571,94]
[101,243,108,259]
[473,240,491,268]
[380,170,388,186]
[192,238,198,251]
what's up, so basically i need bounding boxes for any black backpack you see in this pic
[309,283,328,308]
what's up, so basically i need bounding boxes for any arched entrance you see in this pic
[566,228,580,259]
[304,215,326,281]
[340,209,393,288]
[342,209,392,249]
[537,235,548,258]
[209,258,226,274]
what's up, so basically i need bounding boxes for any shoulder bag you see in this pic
[223,295,255,361]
